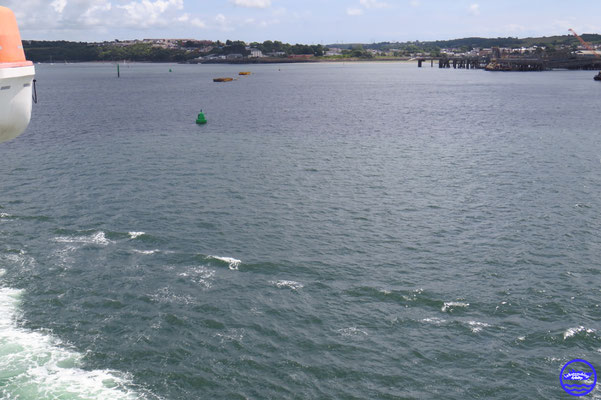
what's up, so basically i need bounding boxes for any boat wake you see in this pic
[207,255,241,270]
[54,231,112,246]
[0,275,157,399]
[270,280,304,290]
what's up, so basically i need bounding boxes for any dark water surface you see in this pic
[1,62,601,399]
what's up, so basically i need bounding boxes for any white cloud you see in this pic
[409,0,420,7]
[210,13,280,31]
[215,13,234,31]
[468,3,480,16]
[347,7,364,16]
[80,1,113,26]
[116,0,184,27]
[359,0,388,9]
[50,0,68,14]
[347,0,388,16]
[190,17,206,28]
[3,0,212,33]
[177,12,206,29]
[230,0,272,8]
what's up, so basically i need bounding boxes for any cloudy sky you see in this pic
[3,0,601,43]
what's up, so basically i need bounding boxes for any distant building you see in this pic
[325,47,342,56]
[576,50,601,56]
[112,40,141,47]
[249,48,264,58]
[226,53,243,59]
[184,39,213,47]
[266,51,286,57]
[142,38,194,49]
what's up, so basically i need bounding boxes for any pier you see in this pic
[417,56,490,69]
[417,53,601,71]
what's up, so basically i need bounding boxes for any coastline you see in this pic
[190,56,414,65]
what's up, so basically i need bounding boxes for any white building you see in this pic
[249,48,264,58]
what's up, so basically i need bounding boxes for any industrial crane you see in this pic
[568,29,600,57]
[568,29,601,80]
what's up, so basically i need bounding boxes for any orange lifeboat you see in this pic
[0,6,35,143]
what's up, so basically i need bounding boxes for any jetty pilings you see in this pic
[417,54,601,72]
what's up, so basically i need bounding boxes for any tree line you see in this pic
[22,34,601,63]
[22,40,327,62]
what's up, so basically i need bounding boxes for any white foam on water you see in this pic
[207,256,241,270]
[54,231,111,246]
[0,212,12,218]
[52,245,79,270]
[132,249,160,255]
[1,252,37,274]
[466,321,491,333]
[149,286,196,305]
[270,280,304,290]
[495,301,510,311]
[441,302,469,312]
[0,269,5,278]
[128,232,145,239]
[564,326,595,340]
[337,327,368,337]
[215,329,245,343]
[0,287,152,399]
[178,266,215,288]
[421,317,446,325]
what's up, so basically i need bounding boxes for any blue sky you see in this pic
[3,0,601,43]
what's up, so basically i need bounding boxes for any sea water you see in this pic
[0,62,600,399]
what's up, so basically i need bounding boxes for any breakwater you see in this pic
[418,54,601,71]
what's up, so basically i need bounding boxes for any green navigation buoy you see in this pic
[196,110,207,125]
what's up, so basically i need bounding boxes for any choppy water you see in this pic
[1,62,601,399]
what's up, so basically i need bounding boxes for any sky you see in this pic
[2,0,601,44]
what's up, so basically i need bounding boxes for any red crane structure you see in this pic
[569,29,601,80]
[568,29,600,57]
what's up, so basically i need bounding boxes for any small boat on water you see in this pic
[0,6,35,143]
[594,72,601,81]
[213,77,233,82]
[239,72,251,76]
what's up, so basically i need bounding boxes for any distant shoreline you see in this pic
[34,58,418,65]
[190,57,414,65]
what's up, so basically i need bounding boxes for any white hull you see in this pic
[0,65,35,143]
